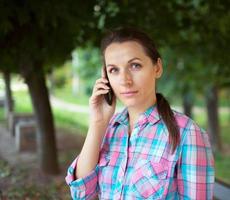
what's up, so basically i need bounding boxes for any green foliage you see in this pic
[0,105,4,122]
[72,45,102,95]
[50,62,72,89]
[0,0,98,74]
[13,90,33,113]
[0,159,11,178]
[54,87,89,105]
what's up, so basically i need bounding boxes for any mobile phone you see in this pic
[103,67,114,106]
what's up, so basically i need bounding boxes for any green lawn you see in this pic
[0,89,229,184]
[53,87,89,106]
[11,90,89,134]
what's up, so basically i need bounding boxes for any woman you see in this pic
[66,27,214,199]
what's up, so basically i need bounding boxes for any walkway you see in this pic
[50,96,230,114]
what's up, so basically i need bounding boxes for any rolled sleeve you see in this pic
[65,156,99,200]
[177,125,215,200]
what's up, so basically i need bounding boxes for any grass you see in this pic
[53,87,89,106]
[12,90,89,135]
[0,88,229,184]
[53,108,88,134]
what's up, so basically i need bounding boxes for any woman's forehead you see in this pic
[104,41,147,64]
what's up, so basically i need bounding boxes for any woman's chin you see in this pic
[120,100,138,108]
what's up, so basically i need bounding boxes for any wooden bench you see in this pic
[8,112,36,137]
[15,120,37,152]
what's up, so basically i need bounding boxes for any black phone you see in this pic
[103,67,114,106]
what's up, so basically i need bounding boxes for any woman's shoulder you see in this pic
[172,110,211,147]
[172,109,204,132]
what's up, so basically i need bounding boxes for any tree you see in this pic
[1,69,14,121]
[72,45,102,96]
[0,0,97,174]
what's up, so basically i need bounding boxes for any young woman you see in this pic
[66,27,214,199]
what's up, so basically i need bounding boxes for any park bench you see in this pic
[8,112,36,137]
[15,120,37,152]
[8,112,37,152]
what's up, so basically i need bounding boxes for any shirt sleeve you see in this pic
[65,156,99,200]
[65,113,118,199]
[177,124,215,200]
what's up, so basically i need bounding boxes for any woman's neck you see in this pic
[127,97,156,134]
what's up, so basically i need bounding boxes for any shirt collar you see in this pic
[111,104,161,127]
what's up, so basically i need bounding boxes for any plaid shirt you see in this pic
[66,105,214,200]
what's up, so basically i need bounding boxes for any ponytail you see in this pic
[156,93,180,153]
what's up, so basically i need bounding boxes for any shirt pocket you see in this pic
[98,155,110,167]
[130,160,168,199]
[98,155,114,198]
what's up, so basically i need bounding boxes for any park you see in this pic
[0,0,229,199]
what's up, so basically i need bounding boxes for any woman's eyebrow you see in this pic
[106,57,142,67]
[128,57,141,63]
[106,64,116,68]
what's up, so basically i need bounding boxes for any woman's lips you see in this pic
[120,91,138,97]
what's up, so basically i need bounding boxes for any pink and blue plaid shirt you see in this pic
[66,105,214,199]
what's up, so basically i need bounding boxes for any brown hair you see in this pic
[101,27,180,152]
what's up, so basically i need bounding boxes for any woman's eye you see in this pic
[131,63,141,70]
[109,68,118,74]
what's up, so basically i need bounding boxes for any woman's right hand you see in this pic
[88,68,116,125]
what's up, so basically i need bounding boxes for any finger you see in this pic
[96,78,108,84]
[95,82,110,89]
[101,66,107,78]
[94,89,109,97]
[93,83,110,93]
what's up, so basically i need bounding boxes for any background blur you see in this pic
[0,0,229,199]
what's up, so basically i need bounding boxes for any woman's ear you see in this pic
[155,58,163,79]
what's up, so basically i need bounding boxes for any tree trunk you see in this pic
[3,70,14,120]
[182,92,193,118]
[22,65,59,174]
[205,85,222,152]
[48,70,55,95]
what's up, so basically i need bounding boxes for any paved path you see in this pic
[50,96,124,113]
[214,181,230,200]
[50,96,230,115]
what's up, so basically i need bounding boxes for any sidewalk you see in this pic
[50,96,230,115]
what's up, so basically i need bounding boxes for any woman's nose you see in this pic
[119,70,133,86]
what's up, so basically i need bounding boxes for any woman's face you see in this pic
[104,41,162,109]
